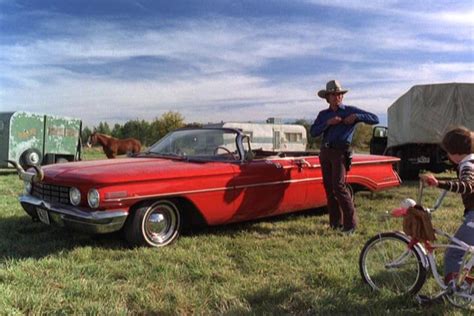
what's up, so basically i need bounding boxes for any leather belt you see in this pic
[322,142,350,150]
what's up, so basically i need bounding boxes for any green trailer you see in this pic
[0,111,82,169]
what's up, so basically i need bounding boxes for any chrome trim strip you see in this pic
[352,158,400,165]
[104,177,324,203]
[286,159,398,169]
[234,177,323,189]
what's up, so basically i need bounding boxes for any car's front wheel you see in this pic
[124,200,181,248]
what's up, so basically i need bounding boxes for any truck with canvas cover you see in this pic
[370,83,474,179]
[0,111,82,169]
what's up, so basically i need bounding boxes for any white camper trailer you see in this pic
[206,122,307,151]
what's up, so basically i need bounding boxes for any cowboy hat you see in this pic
[317,80,348,99]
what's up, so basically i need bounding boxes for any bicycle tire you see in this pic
[359,232,428,296]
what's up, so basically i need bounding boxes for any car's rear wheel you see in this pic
[124,200,181,248]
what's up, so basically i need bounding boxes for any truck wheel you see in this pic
[20,148,42,169]
[124,200,181,248]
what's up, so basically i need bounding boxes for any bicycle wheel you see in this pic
[359,232,428,295]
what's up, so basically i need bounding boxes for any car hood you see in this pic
[40,157,237,185]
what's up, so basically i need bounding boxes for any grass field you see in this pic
[0,149,469,314]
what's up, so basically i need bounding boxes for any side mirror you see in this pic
[373,126,388,138]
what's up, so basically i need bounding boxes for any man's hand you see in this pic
[343,114,358,125]
[419,173,438,187]
[327,116,342,125]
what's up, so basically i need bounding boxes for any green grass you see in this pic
[0,150,468,314]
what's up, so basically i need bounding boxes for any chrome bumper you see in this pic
[19,194,128,234]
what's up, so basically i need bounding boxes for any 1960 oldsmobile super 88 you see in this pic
[10,128,400,248]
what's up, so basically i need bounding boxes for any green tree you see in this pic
[122,119,150,145]
[352,123,374,151]
[111,123,123,139]
[150,111,185,143]
[96,121,111,135]
[81,126,92,145]
[184,122,203,128]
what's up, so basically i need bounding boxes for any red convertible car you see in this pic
[10,128,400,248]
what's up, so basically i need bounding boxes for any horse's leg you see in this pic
[104,147,115,159]
[133,143,141,153]
[111,144,120,157]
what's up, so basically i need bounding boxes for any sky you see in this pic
[0,0,473,128]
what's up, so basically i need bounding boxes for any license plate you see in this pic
[417,156,430,163]
[36,208,50,225]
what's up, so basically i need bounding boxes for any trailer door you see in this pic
[44,115,81,159]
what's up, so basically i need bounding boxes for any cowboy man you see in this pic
[310,80,379,234]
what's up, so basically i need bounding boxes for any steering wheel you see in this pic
[213,146,236,159]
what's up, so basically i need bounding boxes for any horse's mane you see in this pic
[94,132,114,140]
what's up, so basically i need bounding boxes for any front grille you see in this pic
[31,183,71,205]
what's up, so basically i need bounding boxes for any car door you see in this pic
[228,157,309,222]
[301,155,328,208]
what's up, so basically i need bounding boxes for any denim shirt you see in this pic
[310,104,379,144]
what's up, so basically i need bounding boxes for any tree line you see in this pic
[82,111,200,147]
[83,111,374,150]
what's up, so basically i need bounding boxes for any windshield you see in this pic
[146,129,241,161]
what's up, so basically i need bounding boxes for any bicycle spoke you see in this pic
[360,233,426,295]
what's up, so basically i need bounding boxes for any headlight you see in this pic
[88,189,100,208]
[69,187,81,206]
[24,181,32,194]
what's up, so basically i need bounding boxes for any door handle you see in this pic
[265,160,282,168]
[294,158,312,168]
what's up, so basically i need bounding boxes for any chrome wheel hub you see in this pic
[145,204,177,244]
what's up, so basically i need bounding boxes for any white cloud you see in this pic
[1,3,473,127]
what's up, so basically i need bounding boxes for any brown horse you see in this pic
[87,132,141,158]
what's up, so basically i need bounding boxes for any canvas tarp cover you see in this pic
[387,83,474,148]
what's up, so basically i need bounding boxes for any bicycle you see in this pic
[359,180,474,309]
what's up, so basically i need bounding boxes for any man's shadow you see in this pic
[223,159,297,222]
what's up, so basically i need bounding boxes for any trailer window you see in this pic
[285,132,302,142]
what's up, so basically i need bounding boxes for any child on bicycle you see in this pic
[420,126,474,284]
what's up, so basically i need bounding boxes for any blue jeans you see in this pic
[444,210,474,276]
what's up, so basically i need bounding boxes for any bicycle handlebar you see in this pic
[417,179,448,213]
